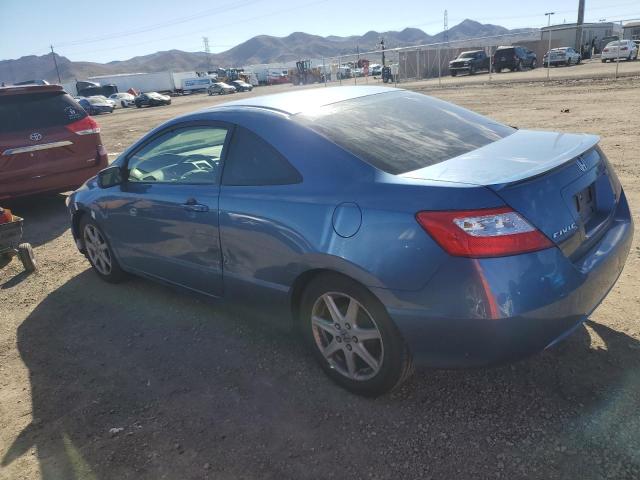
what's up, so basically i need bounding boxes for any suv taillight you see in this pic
[66,116,100,135]
[416,207,553,258]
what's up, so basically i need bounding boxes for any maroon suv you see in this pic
[0,84,108,200]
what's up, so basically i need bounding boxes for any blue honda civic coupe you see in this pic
[67,86,633,395]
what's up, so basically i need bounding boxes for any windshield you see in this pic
[459,52,478,58]
[294,91,514,175]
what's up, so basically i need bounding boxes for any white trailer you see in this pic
[87,71,197,93]
[181,76,215,92]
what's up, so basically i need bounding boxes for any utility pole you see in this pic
[50,45,61,83]
[203,37,211,72]
[380,38,386,67]
[545,12,555,80]
[575,0,585,52]
[443,10,449,43]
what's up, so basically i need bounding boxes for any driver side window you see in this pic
[127,125,229,184]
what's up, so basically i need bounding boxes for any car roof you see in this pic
[213,85,396,115]
[0,84,64,96]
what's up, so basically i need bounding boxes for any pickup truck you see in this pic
[449,50,490,76]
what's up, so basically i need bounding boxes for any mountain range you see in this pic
[0,20,538,84]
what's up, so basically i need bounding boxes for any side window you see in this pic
[222,126,302,186]
[127,125,229,184]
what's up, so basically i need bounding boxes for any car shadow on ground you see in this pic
[3,270,640,479]
[3,194,70,248]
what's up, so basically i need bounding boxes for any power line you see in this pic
[55,0,263,47]
[57,0,328,59]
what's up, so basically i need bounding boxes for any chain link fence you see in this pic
[306,20,640,88]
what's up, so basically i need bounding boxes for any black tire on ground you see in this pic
[531,59,537,69]
[566,59,571,66]
[136,103,141,108]
[602,59,607,63]
[495,67,501,73]
[79,216,126,283]
[469,65,476,75]
[517,60,523,71]
[121,101,127,108]
[451,71,457,77]
[300,272,414,396]
[17,243,36,272]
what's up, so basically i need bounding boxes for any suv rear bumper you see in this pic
[372,191,633,367]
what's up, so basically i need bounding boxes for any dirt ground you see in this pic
[1,74,639,480]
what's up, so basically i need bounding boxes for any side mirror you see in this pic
[97,165,124,188]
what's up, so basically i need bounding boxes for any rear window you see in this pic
[0,92,86,134]
[294,91,514,175]
[496,47,514,54]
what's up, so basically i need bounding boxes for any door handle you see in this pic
[183,199,209,212]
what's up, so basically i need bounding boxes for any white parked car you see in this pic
[108,92,136,108]
[601,40,639,62]
[543,47,581,67]
[89,95,116,109]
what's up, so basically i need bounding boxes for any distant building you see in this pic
[540,22,621,52]
[623,21,640,41]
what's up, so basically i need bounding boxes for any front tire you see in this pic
[300,273,413,396]
[80,217,125,283]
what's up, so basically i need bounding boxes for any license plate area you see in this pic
[575,183,596,224]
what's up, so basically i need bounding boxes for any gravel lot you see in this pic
[1,73,639,480]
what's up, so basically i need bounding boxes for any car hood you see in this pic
[400,129,600,187]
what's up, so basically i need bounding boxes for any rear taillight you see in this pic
[603,48,609,52]
[621,47,628,51]
[66,116,100,135]
[416,207,553,258]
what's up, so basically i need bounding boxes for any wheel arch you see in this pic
[289,268,384,325]
[71,208,90,252]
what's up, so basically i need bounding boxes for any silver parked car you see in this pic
[543,47,581,67]
[207,82,236,95]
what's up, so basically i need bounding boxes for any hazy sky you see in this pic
[2,0,639,62]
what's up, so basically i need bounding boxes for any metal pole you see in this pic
[50,45,61,83]
[322,57,327,86]
[437,44,442,86]
[615,21,622,79]
[417,48,421,81]
[489,45,493,81]
[545,12,555,81]
[338,55,342,85]
[395,51,398,87]
[403,51,407,83]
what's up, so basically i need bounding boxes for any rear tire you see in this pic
[80,216,126,283]
[300,273,413,396]
[17,243,36,272]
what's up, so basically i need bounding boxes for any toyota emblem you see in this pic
[576,157,588,172]
[29,132,43,141]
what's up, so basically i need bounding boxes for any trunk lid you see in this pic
[401,130,620,259]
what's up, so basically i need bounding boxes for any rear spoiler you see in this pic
[0,84,65,97]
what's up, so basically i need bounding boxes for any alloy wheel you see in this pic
[311,292,384,381]
[84,224,112,275]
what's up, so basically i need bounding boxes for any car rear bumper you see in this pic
[373,191,633,367]
[0,164,105,201]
